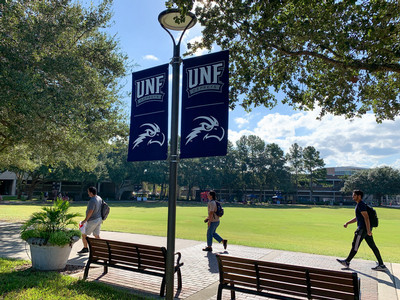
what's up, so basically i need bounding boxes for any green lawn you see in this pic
[1,201,399,263]
[0,258,148,299]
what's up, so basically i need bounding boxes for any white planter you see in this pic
[28,238,78,270]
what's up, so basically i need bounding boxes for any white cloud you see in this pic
[393,159,400,169]
[228,129,253,145]
[186,35,208,56]
[229,109,400,168]
[142,55,159,61]
[234,117,250,128]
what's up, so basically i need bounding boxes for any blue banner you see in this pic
[128,64,169,161]
[180,50,229,159]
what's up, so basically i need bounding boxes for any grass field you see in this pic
[1,201,399,263]
[0,258,146,299]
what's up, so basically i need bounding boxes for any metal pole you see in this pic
[165,42,180,300]
[158,11,196,298]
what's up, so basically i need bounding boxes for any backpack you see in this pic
[215,201,224,217]
[101,199,110,221]
[366,204,378,228]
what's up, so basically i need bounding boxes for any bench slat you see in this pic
[217,254,359,300]
[310,287,356,300]
[310,278,355,293]
[84,237,183,297]
[222,273,258,286]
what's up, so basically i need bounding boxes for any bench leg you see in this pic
[176,268,182,290]
[83,261,91,280]
[103,260,108,275]
[230,283,236,300]
[160,276,166,297]
[217,284,223,300]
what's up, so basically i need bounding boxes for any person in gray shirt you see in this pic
[77,186,103,255]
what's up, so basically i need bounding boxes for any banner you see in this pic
[128,64,169,161]
[180,50,229,159]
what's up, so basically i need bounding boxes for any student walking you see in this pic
[203,191,227,252]
[77,186,103,255]
[336,190,386,271]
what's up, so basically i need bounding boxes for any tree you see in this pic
[342,166,400,205]
[213,141,240,200]
[302,146,326,201]
[286,143,304,202]
[264,143,288,191]
[169,0,400,122]
[0,0,127,169]
[144,160,169,199]
[104,139,146,200]
[179,158,204,200]
[236,135,266,200]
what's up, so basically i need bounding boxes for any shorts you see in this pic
[85,217,102,236]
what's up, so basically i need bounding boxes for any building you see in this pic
[0,171,17,196]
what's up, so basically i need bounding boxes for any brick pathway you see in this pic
[1,222,398,299]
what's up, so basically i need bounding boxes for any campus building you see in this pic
[1,166,399,205]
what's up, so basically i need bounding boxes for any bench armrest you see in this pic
[174,251,184,267]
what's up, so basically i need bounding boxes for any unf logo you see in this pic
[135,74,166,106]
[186,61,225,97]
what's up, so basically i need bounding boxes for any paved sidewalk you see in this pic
[1,221,399,299]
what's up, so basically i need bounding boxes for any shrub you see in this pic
[21,200,82,246]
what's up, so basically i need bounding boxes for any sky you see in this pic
[100,0,400,169]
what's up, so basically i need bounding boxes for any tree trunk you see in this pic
[27,173,42,200]
[309,172,313,202]
[186,184,192,201]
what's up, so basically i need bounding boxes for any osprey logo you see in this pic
[185,116,225,145]
[132,123,165,149]
[135,74,166,106]
[186,61,225,97]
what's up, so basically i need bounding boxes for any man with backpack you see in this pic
[203,191,227,252]
[336,190,386,271]
[77,186,103,255]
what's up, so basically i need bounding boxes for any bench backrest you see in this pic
[86,237,167,273]
[217,254,360,300]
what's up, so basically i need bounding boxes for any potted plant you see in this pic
[21,199,82,270]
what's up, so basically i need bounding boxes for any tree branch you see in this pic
[273,45,400,73]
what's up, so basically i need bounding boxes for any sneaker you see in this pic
[202,247,212,252]
[77,247,89,255]
[222,240,228,250]
[336,259,350,268]
[371,264,387,271]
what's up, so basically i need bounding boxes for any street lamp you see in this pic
[158,8,196,300]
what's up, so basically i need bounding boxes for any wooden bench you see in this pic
[83,237,183,297]
[216,254,360,300]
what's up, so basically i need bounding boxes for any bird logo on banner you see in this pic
[132,123,165,149]
[185,116,225,145]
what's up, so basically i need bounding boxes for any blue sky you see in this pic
[101,0,400,169]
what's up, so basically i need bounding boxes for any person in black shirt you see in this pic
[336,190,386,271]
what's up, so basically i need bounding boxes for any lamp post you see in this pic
[158,8,196,300]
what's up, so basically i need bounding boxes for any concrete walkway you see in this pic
[1,221,399,299]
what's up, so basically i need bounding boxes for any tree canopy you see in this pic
[168,0,400,122]
[0,0,127,170]
[342,166,400,204]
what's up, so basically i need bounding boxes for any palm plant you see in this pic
[21,199,82,246]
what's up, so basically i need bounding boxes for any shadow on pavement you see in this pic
[356,268,400,288]
[0,222,30,260]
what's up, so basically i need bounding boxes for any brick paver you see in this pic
[0,221,398,299]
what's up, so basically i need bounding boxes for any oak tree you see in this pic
[168,0,400,122]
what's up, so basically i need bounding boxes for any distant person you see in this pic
[77,186,103,255]
[203,191,227,252]
[336,190,386,271]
